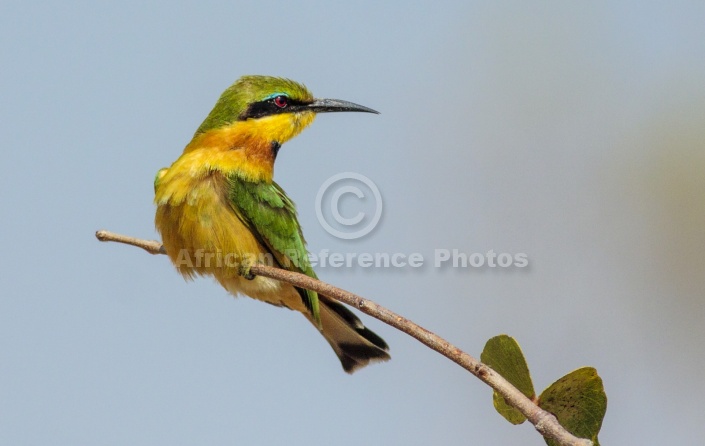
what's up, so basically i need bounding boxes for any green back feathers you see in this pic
[226,173,320,325]
[195,75,314,135]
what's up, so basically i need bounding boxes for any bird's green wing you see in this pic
[226,174,320,325]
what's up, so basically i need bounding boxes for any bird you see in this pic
[154,75,390,373]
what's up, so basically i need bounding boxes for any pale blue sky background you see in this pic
[2,1,704,445]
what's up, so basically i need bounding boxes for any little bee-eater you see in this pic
[154,75,390,373]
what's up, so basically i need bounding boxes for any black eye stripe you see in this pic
[238,97,308,120]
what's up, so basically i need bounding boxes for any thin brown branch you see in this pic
[95,229,592,446]
[96,230,166,255]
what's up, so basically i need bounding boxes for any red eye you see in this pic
[273,95,288,108]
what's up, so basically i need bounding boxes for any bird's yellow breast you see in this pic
[155,169,262,280]
[154,142,307,310]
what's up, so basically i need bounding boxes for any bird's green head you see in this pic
[194,75,378,145]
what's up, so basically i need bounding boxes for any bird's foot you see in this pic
[238,263,256,280]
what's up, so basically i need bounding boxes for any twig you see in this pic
[96,230,166,255]
[95,229,592,446]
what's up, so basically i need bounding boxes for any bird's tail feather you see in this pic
[308,297,390,373]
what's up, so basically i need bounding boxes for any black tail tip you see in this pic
[338,342,391,374]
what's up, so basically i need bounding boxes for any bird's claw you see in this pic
[238,264,256,280]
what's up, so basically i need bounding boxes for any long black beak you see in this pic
[306,98,379,114]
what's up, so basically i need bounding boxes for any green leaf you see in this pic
[539,367,607,446]
[481,335,536,424]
